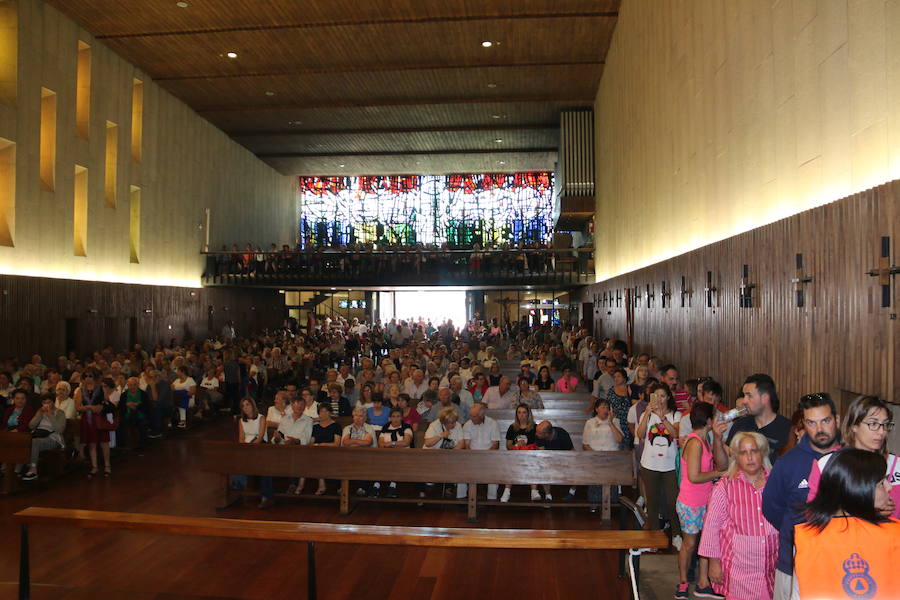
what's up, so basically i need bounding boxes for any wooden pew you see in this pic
[14,506,669,600]
[200,441,634,522]
[0,432,31,494]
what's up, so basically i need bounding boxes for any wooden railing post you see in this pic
[467,482,478,522]
[307,541,317,600]
[18,524,29,600]
[339,479,350,515]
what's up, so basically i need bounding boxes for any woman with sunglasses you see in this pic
[841,395,898,517]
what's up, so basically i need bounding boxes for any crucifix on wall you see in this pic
[679,275,692,308]
[704,271,718,308]
[739,264,756,308]
[791,253,813,308]
[661,280,671,308]
[866,236,899,308]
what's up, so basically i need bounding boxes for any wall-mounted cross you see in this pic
[661,280,671,308]
[633,286,642,308]
[791,253,813,308]
[704,271,717,308]
[679,275,692,308]
[645,284,654,308]
[739,264,756,308]
[615,289,623,308]
[866,236,899,308]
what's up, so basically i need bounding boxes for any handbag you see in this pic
[31,428,51,438]
[94,410,119,431]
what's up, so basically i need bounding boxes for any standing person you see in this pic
[582,398,624,513]
[699,432,778,600]
[723,374,791,464]
[793,449,900,599]
[222,349,241,415]
[761,392,842,600]
[635,381,683,547]
[840,395,898,517]
[675,403,727,600]
[606,368,634,450]
[500,403,540,503]
[660,365,692,414]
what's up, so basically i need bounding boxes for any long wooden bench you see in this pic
[0,432,31,495]
[14,506,668,600]
[201,441,635,521]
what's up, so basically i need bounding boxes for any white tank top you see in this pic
[241,415,264,443]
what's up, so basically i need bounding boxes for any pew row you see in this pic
[14,506,669,600]
[200,441,635,522]
[0,432,30,495]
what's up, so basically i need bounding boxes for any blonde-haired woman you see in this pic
[698,431,778,600]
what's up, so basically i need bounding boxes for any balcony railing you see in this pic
[201,248,594,288]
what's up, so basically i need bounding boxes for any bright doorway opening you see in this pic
[379,290,466,328]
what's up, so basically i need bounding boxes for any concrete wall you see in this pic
[594,0,900,280]
[0,0,296,287]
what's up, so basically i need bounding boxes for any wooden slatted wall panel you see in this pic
[0,276,281,361]
[580,181,899,416]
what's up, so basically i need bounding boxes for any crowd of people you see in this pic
[207,240,591,277]
[2,314,898,600]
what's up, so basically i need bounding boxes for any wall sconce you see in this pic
[143,309,152,314]
[87,308,98,314]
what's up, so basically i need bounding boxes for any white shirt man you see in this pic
[276,400,313,445]
[403,370,429,399]
[483,377,517,409]
[458,403,502,499]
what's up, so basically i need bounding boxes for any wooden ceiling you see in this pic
[48,0,619,175]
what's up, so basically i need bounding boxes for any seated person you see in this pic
[373,407,414,498]
[324,383,352,417]
[274,395,313,495]
[310,404,342,495]
[118,377,150,453]
[483,376,517,409]
[555,367,580,393]
[366,395,390,430]
[341,406,377,497]
[535,420,577,502]
[21,396,67,481]
[423,387,468,424]
[265,391,289,427]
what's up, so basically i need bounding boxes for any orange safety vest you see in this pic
[794,517,900,599]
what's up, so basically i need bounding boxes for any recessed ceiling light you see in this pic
[175,1,189,7]
[491,114,501,119]
[226,51,237,58]
[494,138,503,143]
[498,161,506,165]
[339,164,345,168]
[487,83,497,88]
[264,91,275,96]
[481,41,493,48]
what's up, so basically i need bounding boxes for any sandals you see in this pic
[314,486,326,496]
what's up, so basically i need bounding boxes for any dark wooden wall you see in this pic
[0,275,283,361]
[579,180,899,417]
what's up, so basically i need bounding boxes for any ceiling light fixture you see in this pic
[226,51,237,58]
[487,83,497,88]
[498,161,506,165]
[175,1,189,7]
[494,138,503,143]
[338,164,345,168]
[481,41,493,48]
[264,91,275,96]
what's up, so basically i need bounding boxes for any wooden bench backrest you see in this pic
[0,432,31,463]
[200,441,634,486]
[14,506,668,550]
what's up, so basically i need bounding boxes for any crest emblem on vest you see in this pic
[841,553,877,599]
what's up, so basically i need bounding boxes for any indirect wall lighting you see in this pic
[131,78,143,162]
[75,41,91,138]
[40,88,57,191]
[105,122,117,207]
[73,165,88,257]
[481,41,493,47]
[129,185,141,263]
[0,0,16,107]
[226,51,237,58]
[0,138,14,246]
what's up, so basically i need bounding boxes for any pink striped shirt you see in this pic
[699,471,778,600]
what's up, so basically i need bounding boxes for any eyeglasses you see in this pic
[861,420,895,432]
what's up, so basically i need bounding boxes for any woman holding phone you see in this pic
[635,381,683,547]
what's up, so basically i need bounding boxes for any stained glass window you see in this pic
[298,172,554,247]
